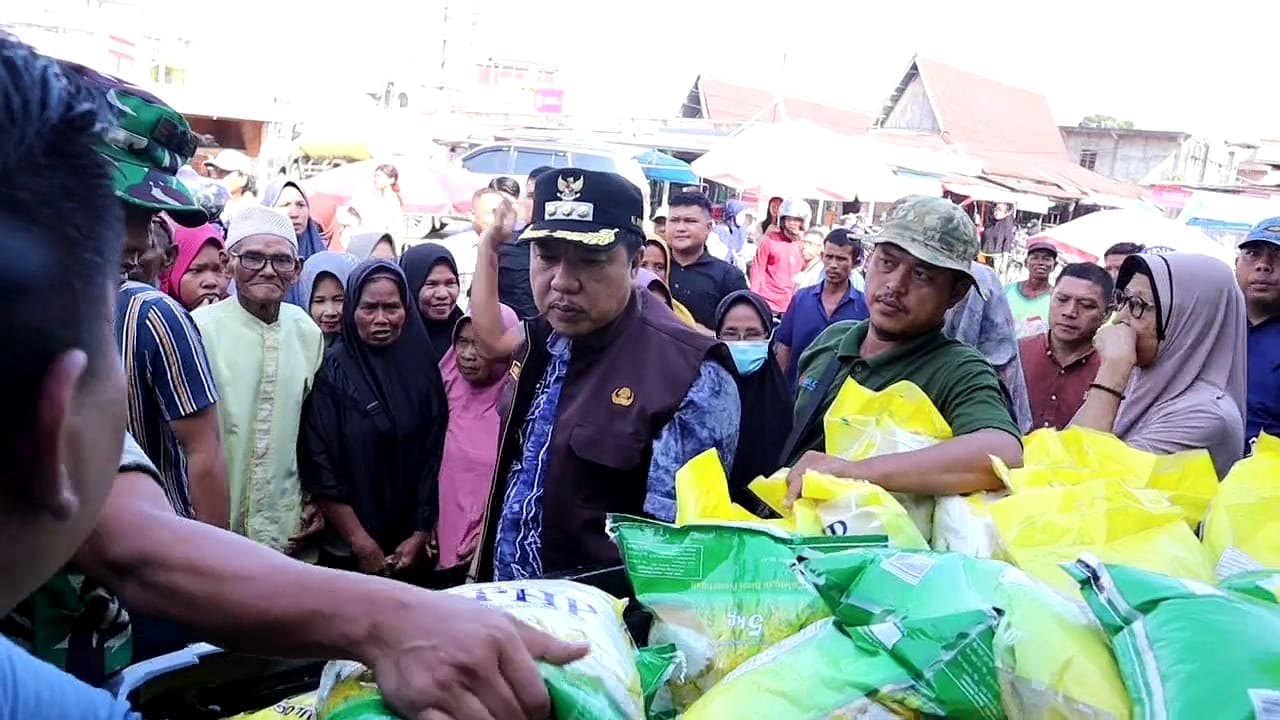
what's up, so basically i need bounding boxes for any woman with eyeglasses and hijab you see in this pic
[1071,252,1247,478]
[299,259,448,580]
[714,290,792,504]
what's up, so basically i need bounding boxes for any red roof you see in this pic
[874,56,1145,200]
[694,76,873,135]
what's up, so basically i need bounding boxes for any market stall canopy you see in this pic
[634,149,699,185]
[1177,190,1280,234]
[1030,210,1235,266]
[941,175,1053,214]
[690,120,900,201]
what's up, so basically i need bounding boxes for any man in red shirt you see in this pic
[750,198,810,315]
[1019,262,1113,430]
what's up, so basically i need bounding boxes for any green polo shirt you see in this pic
[789,320,1021,463]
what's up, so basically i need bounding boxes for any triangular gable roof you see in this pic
[685,75,873,135]
[873,56,1144,199]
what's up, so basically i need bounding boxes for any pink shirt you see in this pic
[749,230,805,314]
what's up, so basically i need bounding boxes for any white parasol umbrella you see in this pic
[1029,209,1236,266]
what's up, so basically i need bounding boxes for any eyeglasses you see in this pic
[231,251,297,274]
[1114,290,1153,320]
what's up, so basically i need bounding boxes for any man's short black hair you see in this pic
[668,191,712,217]
[1104,242,1144,257]
[824,227,865,261]
[0,37,122,425]
[526,165,554,186]
[1057,261,1115,302]
[488,176,521,199]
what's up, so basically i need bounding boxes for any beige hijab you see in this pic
[1113,252,1247,476]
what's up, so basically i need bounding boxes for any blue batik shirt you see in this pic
[493,334,740,581]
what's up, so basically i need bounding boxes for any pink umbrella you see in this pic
[304,157,482,216]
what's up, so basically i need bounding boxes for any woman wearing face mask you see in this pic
[434,304,519,584]
[401,243,464,358]
[299,260,448,579]
[1071,252,1247,478]
[714,290,793,504]
[300,251,359,347]
[160,219,228,311]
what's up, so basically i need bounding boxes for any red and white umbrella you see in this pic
[1030,209,1236,266]
[304,157,481,217]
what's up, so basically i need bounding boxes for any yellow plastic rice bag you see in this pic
[993,427,1218,525]
[989,478,1214,596]
[1203,432,1280,578]
[674,449,928,549]
[224,692,316,720]
[931,492,1006,558]
[822,379,953,539]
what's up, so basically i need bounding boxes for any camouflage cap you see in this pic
[876,195,986,298]
[56,60,207,226]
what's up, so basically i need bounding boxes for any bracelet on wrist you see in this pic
[1089,382,1126,401]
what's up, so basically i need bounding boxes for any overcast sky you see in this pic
[131,0,1280,138]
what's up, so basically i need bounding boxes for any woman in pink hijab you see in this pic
[160,219,227,311]
[434,303,519,578]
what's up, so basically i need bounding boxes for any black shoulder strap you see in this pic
[777,354,850,466]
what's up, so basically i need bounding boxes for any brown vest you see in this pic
[472,289,729,580]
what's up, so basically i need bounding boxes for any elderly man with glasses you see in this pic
[193,205,326,554]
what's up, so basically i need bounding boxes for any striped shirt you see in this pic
[115,282,220,517]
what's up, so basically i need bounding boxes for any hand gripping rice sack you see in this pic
[608,514,886,709]
[993,427,1218,526]
[747,468,929,549]
[801,549,1130,719]
[674,450,927,549]
[316,580,671,720]
[224,692,316,720]
[441,579,654,720]
[1202,432,1280,578]
[822,379,952,539]
[686,610,1004,719]
[1220,569,1280,605]
[932,492,1007,558]
[988,477,1214,596]
[1069,555,1280,720]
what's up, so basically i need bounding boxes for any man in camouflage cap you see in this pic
[59,60,208,227]
[780,194,1024,500]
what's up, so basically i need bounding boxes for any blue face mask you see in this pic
[727,341,770,376]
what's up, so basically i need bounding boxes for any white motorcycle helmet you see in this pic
[779,198,812,227]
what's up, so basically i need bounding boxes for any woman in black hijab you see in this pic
[715,290,793,503]
[401,243,465,357]
[299,259,449,583]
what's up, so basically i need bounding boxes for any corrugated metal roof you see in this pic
[874,56,1146,201]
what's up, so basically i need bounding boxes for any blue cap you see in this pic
[1242,216,1280,248]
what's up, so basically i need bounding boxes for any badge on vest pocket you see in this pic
[611,387,635,407]
[510,361,522,381]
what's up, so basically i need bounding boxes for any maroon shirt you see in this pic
[1018,332,1101,431]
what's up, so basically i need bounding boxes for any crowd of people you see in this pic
[1,35,1278,720]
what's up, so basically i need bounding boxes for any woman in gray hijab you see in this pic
[346,231,398,260]
[301,251,360,347]
[1071,252,1247,477]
